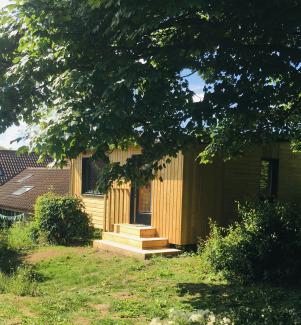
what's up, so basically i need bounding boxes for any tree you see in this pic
[0,0,300,189]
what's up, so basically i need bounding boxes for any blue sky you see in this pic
[186,72,205,102]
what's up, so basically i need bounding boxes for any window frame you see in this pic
[81,156,105,197]
[12,185,34,196]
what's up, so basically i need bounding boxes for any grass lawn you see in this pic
[0,246,300,324]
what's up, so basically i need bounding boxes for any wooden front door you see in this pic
[130,183,152,225]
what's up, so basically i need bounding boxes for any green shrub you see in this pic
[34,193,93,245]
[199,200,301,283]
[7,221,37,250]
[92,227,102,240]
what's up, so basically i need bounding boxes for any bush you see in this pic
[7,221,37,250]
[34,193,93,245]
[199,200,301,284]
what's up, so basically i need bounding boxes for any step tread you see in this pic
[104,232,167,242]
[94,240,181,255]
[114,224,156,230]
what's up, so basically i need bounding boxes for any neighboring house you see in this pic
[0,167,70,215]
[71,143,301,258]
[0,150,52,186]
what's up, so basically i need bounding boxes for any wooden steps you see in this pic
[103,232,168,249]
[113,224,156,238]
[93,224,181,259]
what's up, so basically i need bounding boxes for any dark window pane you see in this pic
[259,159,279,198]
[82,157,104,195]
[259,160,270,196]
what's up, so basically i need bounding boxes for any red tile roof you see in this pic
[0,167,70,213]
[0,150,52,186]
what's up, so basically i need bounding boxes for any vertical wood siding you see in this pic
[278,143,301,202]
[105,148,185,244]
[181,148,263,244]
[105,148,141,231]
[181,143,301,245]
[71,154,105,229]
[71,143,301,245]
[151,153,184,245]
[181,150,224,244]
[221,150,261,224]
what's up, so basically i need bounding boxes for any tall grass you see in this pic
[0,266,39,296]
[7,221,37,250]
[0,224,39,296]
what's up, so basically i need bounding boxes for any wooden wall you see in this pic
[221,150,261,225]
[277,143,301,202]
[151,153,184,245]
[72,143,301,245]
[105,147,141,231]
[181,143,301,245]
[105,148,185,244]
[181,150,224,244]
[71,154,105,229]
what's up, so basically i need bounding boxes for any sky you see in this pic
[186,73,205,102]
[0,0,10,8]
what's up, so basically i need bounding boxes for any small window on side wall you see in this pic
[259,159,279,199]
[82,157,105,195]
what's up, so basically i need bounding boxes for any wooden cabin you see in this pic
[71,143,301,258]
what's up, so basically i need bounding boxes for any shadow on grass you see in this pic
[0,239,47,283]
[177,282,301,322]
[0,243,24,275]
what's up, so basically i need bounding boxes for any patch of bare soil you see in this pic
[20,308,36,318]
[73,316,91,325]
[113,291,135,299]
[25,247,89,264]
[5,319,22,325]
[91,249,127,260]
[14,296,38,318]
[25,245,127,264]
[90,303,110,315]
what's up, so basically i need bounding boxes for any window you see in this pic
[259,159,279,198]
[0,167,4,177]
[137,183,152,214]
[12,186,34,196]
[16,174,33,183]
[82,157,105,195]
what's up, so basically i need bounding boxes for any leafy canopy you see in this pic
[0,0,300,188]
